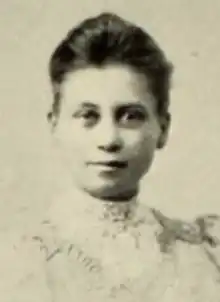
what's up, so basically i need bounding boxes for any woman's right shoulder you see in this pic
[0,221,54,301]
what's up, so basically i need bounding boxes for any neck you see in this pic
[85,187,139,203]
[49,185,140,235]
[48,185,156,242]
[82,187,139,223]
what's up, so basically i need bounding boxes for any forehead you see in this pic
[62,64,155,109]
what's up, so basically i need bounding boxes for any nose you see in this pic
[95,120,123,153]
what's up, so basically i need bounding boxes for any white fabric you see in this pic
[1,188,220,301]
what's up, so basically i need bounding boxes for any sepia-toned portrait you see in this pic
[1,2,220,301]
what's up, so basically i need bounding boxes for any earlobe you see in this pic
[47,111,58,132]
[157,133,167,149]
[156,113,171,149]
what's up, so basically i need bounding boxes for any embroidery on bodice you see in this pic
[33,220,178,301]
[32,192,220,301]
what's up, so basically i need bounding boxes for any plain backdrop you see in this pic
[0,0,220,232]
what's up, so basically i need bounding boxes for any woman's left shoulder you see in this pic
[175,212,220,282]
[167,213,220,301]
[148,207,220,277]
[195,212,220,275]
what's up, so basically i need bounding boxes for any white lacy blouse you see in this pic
[2,188,220,302]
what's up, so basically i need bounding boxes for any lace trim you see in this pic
[151,209,220,275]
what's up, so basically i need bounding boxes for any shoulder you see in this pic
[195,213,220,245]
[166,241,220,301]
[170,212,220,298]
[147,208,220,274]
[158,212,220,300]
[149,208,220,255]
[195,213,220,276]
[0,224,51,301]
[134,204,220,299]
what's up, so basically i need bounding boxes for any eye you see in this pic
[74,109,99,127]
[118,108,147,127]
[124,110,145,120]
[81,110,98,119]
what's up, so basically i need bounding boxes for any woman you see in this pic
[6,12,220,301]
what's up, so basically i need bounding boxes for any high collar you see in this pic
[47,185,157,243]
[49,186,139,223]
[46,184,160,246]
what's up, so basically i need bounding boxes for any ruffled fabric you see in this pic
[4,187,220,301]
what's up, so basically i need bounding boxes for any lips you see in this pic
[87,160,128,169]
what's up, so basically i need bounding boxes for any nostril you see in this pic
[99,143,121,153]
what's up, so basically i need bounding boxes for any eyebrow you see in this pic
[80,102,98,109]
[118,103,147,110]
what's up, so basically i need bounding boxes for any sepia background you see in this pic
[0,0,220,233]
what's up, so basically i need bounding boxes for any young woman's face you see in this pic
[52,64,167,198]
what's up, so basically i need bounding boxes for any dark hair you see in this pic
[48,12,173,122]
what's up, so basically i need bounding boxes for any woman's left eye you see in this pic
[126,111,144,119]
[120,110,146,125]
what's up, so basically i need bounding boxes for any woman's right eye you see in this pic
[76,110,99,126]
[80,110,99,120]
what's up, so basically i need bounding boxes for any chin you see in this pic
[80,180,125,200]
[75,171,139,198]
[84,184,118,198]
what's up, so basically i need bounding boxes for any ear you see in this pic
[47,83,61,131]
[156,112,171,149]
[47,111,58,133]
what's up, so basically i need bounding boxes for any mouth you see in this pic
[87,160,128,170]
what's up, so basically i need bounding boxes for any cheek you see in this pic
[129,136,158,178]
[123,125,160,178]
[130,137,157,168]
[54,122,88,161]
[123,124,159,157]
